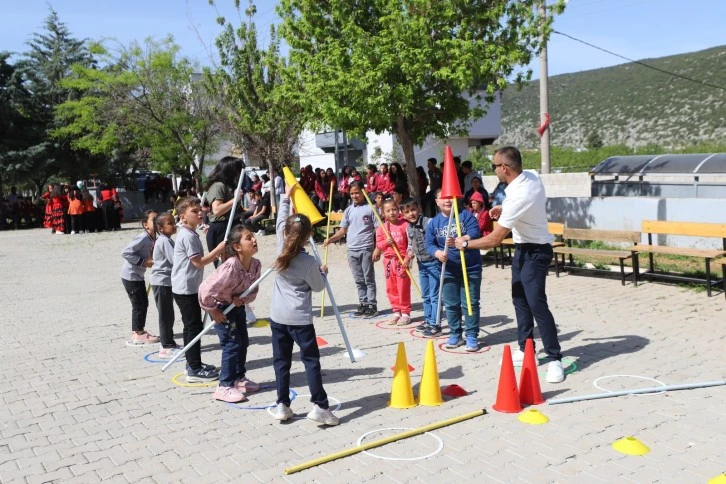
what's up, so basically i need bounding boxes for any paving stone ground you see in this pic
[1,225,725,483]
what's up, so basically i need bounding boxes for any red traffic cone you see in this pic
[492,345,523,413]
[440,146,463,200]
[519,339,545,405]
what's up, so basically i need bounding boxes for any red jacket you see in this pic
[375,219,409,258]
[470,208,493,236]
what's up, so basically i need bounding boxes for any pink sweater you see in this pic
[198,256,261,311]
[376,220,409,259]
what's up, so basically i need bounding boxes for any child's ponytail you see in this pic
[275,214,313,271]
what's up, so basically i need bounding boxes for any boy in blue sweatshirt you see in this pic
[425,189,482,351]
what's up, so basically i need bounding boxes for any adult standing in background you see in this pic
[454,146,565,383]
[424,158,441,217]
[273,169,284,210]
[98,182,119,232]
[461,160,481,194]
[204,156,245,267]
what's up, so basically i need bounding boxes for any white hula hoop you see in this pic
[356,427,444,461]
[593,374,667,396]
[266,394,342,419]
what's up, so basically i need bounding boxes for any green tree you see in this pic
[0,52,33,192]
[278,0,563,199]
[7,8,93,191]
[55,37,221,187]
[206,1,305,212]
[586,131,603,149]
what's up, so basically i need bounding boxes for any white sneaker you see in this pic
[546,361,565,383]
[273,403,293,421]
[499,348,525,365]
[245,306,256,323]
[256,230,265,237]
[306,404,339,426]
[70,231,76,234]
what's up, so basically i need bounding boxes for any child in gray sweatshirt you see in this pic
[269,184,339,426]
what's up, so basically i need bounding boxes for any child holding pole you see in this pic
[121,210,158,345]
[199,226,262,403]
[171,197,227,383]
[425,190,482,351]
[323,181,377,318]
[401,198,440,336]
[151,212,178,359]
[375,199,411,325]
[270,185,339,425]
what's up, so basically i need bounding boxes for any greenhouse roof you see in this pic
[590,153,726,175]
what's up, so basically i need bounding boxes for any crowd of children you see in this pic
[118,157,497,427]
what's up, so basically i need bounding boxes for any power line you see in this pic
[553,30,726,92]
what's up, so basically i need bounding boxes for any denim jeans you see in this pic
[418,259,441,325]
[442,271,482,338]
[213,306,249,387]
[511,244,562,362]
[270,321,329,409]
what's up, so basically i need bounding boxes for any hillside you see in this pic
[498,46,726,149]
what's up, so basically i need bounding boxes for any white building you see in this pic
[297,94,501,172]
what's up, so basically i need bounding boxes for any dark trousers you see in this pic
[206,221,230,268]
[70,214,82,232]
[101,200,116,231]
[245,214,266,232]
[214,306,249,387]
[152,285,176,348]
[511,244,562,362]
[270,321,329,409]
[122,279,148,332]
[83,212,95,232]
[173,292,203,370]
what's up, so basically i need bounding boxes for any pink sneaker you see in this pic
[158,347,181,359]
[213,385,246,403]
[131,331,160,344]
[234,378,260,393]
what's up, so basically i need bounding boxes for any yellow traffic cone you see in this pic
[389,342,416,409]
[417,340,443,406]
[708,473,726,484]
[282,167,325,224]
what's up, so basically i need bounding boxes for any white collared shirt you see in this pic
[496,170,553,245]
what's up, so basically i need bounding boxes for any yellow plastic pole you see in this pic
[320,181,335,317]
[284,409,486,475]
[452,198,472,315]
[360,189,422,296]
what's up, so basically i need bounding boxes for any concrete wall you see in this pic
[119,191,171,221]
[546,196,726,249]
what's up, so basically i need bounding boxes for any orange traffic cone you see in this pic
[440,146,463,200]
[519,339,545,405]
[492,345,523,413]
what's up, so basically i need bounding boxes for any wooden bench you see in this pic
[635,220,726,296]
[713,257,726,299]
[495,222,565,269]
[553,228,641,285]
[313,212,344,242]
[260,206,277,233]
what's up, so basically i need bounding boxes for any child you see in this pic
[67,189,84,234]
[425,190,482,351]
[402,198,440,335]
[151,212,178,359]
[323,181,377,317]
[375,199,411,325]
[468,191,493,236]
[199,226,262,403]
[121,210,159,344]
[171,197,227,382]
[373,192,385,222]
[270,184,339,425]
[82,191,96,233]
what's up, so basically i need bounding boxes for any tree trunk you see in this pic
[267,154,278,216]
[396,116,420,201]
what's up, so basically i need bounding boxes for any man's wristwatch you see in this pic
[462,240,469,248]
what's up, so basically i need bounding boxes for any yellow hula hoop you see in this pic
[171,372,217,388]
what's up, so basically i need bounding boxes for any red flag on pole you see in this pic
[440,145,462,200]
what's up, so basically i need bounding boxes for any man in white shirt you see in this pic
[453,146,564,383]
[273,170,284,209]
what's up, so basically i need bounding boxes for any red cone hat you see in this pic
[440,145,462,200]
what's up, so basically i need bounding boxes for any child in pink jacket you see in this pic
[375,198,411,325]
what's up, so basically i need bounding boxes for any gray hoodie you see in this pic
[269,197,325,326]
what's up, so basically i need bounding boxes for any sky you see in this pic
[1,0,725,78]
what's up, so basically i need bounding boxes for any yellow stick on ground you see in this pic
[284,409,486,475]
[360,189,422,297]
[320,181,334,317]
[452,198,472,315]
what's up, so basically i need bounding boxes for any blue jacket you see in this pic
[425,209,482,277]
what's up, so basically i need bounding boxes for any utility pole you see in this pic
[333,129,340,174]
[539,1,551,174]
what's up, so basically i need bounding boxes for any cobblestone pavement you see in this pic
[1,226,725,483]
